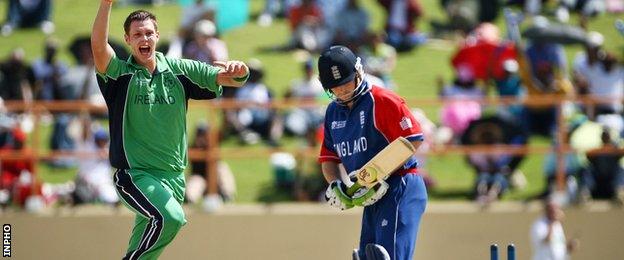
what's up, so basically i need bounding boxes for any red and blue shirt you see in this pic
[319,86,423,174]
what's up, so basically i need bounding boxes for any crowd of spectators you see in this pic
[431,2,624,205]
[1,0,623,210]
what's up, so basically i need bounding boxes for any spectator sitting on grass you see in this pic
[0,48,35,103]
[183,20,229,65]
[225,59,283,146]
[287,0,331,52]
[0,127,40,209]
[494,59,526,122]
[572,31,603,97]
[257,0,299,27]
[585,128,624,204]
[376,0,426,51]
[576,51,623,118]
[541,116,591,204]
[32,39,68,101]
[359,32,398,90]
[186,122,236,203]
[430,0,479,35]
[178,0,215,40]
[1,0,54,36]
[465,124,513,205]
[72,118,118,206]
[332,0,370,49]
[525,41,569,94]
[166,0,215,58]
[283,59,324,145]
[522,35,574,136]
[62,36,105,106]
[438,66,484,140]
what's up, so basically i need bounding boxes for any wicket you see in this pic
[490,243,515,260]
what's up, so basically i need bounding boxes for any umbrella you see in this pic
[521,24,587,45]
[460,115,527,145]
[68,36,130,65]
[461,115,528,171]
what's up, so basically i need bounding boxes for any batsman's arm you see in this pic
[321,161,342,183]
[319,123,341,183]
[91,0,116,74]
[322,161,356,210]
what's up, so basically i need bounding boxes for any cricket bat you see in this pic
[346,137,416,196]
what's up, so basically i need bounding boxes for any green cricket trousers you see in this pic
[113,168,187,260]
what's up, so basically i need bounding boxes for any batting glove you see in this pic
[352,180,389,207]
[325,180,354,210]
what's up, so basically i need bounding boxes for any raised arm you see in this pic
[91,0,116,74]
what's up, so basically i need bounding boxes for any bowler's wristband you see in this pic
[233,73,249,83]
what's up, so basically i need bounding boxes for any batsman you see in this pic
[91,0,248,259]
[318,46,427,260]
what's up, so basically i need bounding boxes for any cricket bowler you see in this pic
[318,45,427,260]
[91,1,248,258]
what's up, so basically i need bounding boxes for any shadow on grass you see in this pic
[428,187,472,200]
[257,183,478,202]
[255,184,546,202]
[257,183,295,203]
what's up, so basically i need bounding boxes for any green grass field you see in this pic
[1,0,623,202]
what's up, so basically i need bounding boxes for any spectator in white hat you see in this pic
[573,32,624,118]
[183,19,229,65]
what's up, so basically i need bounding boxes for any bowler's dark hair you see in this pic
[124,10,158,34]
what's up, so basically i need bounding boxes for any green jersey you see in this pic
[97,52,221,172]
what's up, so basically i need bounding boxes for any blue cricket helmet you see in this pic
[318,45,358,89]
[317,45,370,105]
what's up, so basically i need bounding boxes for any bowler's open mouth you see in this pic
[139,45,150,55]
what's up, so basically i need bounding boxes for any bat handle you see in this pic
[346,183,362,197]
